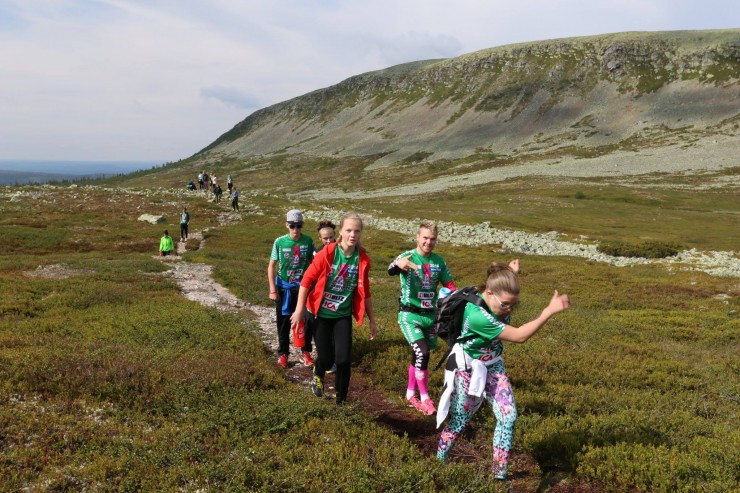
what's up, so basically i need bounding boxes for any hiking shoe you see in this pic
[406,396,423,411]
[302,351,315,366]
[326,363,337,374]
[277,354,288,369]
[419,398,436,416]
[310,375,324,397]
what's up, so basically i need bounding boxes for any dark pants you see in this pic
[180,224,188,240]
[275,288,313,356]
[232,198,239,211]
[313,316,353,404]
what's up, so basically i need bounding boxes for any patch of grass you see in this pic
[597,240,681,258]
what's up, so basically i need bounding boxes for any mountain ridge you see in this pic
[195,29,738,177]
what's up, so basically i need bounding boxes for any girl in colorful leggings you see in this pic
[436,261,570,480]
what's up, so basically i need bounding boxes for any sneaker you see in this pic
[406,395,423,410]
[302,351,315,366]
[277,354,288,369]
[326,363,337,374]
[310,375,324,397]
[419,398,436,416]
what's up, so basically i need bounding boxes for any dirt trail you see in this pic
[155,211,595,492]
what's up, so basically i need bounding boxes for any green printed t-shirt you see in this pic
[317,247,359,319]
[459,294,509,365]
[395,249,453,310]
[180,212,189,224]
[270,234,314,284]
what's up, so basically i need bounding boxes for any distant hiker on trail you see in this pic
[214,184,223,204]
[436,261,569,481]
[231,188,239,211]
[198,171,204,190]
[268,209,316,369]
[290,212,377,405]
[179,207,190,242]
[227,175,233,192]
[388,220,456,415]
[159,229,174,256]
[186,181,195,191]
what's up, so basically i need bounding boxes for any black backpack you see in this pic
[433,286,491,370]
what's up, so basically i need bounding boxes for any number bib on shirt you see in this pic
[318,247,359,318]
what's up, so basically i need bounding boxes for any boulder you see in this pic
[138,214,166,224]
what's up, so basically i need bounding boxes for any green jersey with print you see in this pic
[459,294,509,365]
[180,212,189,224]
[317,247,359,319]
[270,234,314,284]
[394,249,453,311]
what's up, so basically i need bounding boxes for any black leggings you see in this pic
[410,338,430,371]
[180,224,188,239]
[313,316,352,404]
[275,288,313,355]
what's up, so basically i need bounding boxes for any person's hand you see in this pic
[290,308,304,329]
[269,290,279,302]
[395,254,418,272]
[546,290,570,315]
[508,259,520,274]
[369,320,378,340]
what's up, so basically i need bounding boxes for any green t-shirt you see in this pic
[459,294,508,364]
[270,234,314,284]
[317,247,359,319]
[394,249,453,311]
[180,212,189,224]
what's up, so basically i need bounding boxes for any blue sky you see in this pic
[1,0,737,163]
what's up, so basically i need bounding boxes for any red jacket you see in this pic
[300,242,371,324]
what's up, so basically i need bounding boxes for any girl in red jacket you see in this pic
[290,212,377,404]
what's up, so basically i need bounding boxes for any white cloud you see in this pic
[0,0,737,161]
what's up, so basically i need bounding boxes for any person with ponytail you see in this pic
[388,220,456,415]
[290,212,377,405]
[436,261,569,480]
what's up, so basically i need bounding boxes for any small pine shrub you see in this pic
[575,191,586,199]
[597,240,680,259]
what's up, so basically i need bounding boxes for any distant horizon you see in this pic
[0,159,165,176]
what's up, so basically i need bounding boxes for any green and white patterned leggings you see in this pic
[436,359,518,479]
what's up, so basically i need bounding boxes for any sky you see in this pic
[1,1,737,164]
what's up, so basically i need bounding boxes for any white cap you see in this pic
[286,209,303,222]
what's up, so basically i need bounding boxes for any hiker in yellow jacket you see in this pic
[159,229,175,256]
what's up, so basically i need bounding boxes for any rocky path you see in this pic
[159,211,342,393]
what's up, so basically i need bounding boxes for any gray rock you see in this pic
[138,214,166,224]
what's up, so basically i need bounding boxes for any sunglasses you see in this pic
[492,292,519,310]
[288,222,304,229]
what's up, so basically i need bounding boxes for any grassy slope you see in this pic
[2,179,736,491]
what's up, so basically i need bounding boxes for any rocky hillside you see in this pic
[197,30,739,172]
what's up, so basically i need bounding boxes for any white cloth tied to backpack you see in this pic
[436,344,502,428]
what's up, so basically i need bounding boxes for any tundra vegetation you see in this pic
[1,168,737,492]
[1,30,739,492]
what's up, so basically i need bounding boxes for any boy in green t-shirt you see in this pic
[267,209,315,368]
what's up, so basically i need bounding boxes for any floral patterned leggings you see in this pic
[436,360,518,479]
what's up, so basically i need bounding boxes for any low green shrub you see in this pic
[597,240,681,258]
